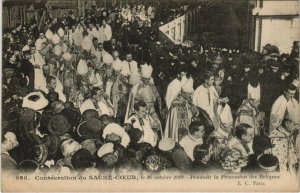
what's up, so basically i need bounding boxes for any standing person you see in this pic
[164,71,195,142]
[66,11,76,28]
[100,20,112,43]
[125,101,158,147]
[20,50,35,91]
[29,45,46,91]
[268,115,299,174]
[125,64,162,138]
[35,32,47,52]
[269,84,299,134]
[193,71,220,129]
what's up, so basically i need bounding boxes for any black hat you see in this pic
[18,160,39,173]
[43,135,62,159]
[82,109,99,121]
[269,59,280,68]
[253,135,274,154]
[23,50,31,55]
[47,115,71,136]
[71,149,95,170]
[128,128,143,144]
[77,118,103,140]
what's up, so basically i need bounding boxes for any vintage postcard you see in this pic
[1,0,299,192]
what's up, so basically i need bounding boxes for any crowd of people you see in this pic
[2,1,300,176]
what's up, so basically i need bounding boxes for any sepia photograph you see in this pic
[1,0,299,192]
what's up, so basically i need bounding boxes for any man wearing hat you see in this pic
[268,114,299,173]
[165,71,195,142]
[110,59,130,122]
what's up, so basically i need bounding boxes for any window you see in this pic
[178,23,181,37]
[18,7,21,20]
[171,27,175,41]
[8,8,11,27]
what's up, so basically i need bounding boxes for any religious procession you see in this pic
[2,0,299,176]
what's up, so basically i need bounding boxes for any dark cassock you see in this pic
[20,51,35,91]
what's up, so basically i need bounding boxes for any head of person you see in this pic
[134,101,147,119]
[189,121,205,139]
[92,38,98,46]
[193,143,212,164]
[248,70,259,87]
[96,23,100,29]
[91,87,102,101]
[7,52,16,63]
[87,62,94,73]
[39,32,45,39]
[42,64,51,77]
[281,117,298,134]
[125,53,132,62]
[23,50,32,60]
[235,123,254,143]
[30,45,36,55]
[27,39,33,46]
[61,139,82,158]
[46,76,57,90]
[98,43,104,51]
[203,71,215,87]
[102,19,106,27]
[2,132,19,152]
[111,38,116,45]
[113,51,119,60]
[283,84,297,101]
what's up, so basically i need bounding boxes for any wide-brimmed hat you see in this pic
[102,123,130,148]
[77,118,103,140]
[97,142,115,158]
[25,144,49,165]
[158,138,175,152]
[22,91,49,111]
[47,115,71,136]
[144,154,167,172]
[82,109,99,121]
[71,149,95,170]
[43,135,62,159]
